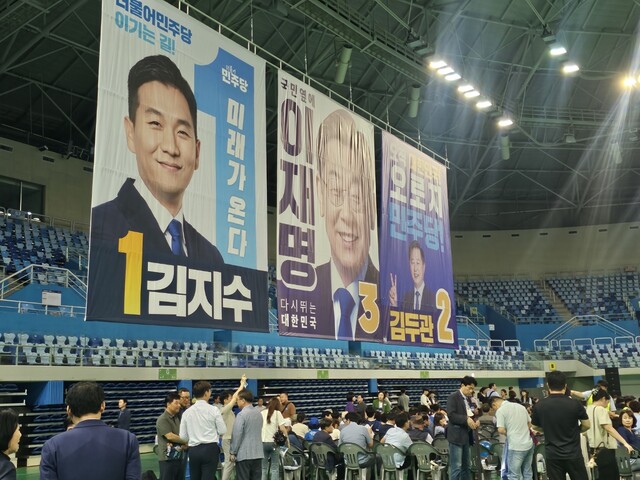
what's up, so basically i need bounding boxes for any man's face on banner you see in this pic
[319,137,372,284]
[409,246,426,288]
[125,80,200,214]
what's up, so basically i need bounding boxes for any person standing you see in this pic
[490,396,534,480]
[446,375,479,480]
[420,389,431,407]
[40,382,140,480]
[230,390,264,480]
[262,397,287,480]
[117,398,132,431]
[221,375,247,480]
[177,388,191,419]
[179,381,226,480]
[156,392,187,480]
[531,371,590,480]
[585,389,633,479]
[397,388,410,412]
[0,409,21,480]
[279,392,296,420]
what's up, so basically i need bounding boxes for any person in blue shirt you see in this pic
[304,417,321,441]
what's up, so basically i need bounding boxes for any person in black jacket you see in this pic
[0,409,20,480]
[117,398,132,431]
[446,375,479,480]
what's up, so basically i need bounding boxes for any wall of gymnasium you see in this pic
[0,138,93,226]
[4,137,639,277]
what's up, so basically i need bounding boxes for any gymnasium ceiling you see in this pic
[0,0,639,231]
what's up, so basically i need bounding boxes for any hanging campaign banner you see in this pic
[379,131,457,348]
[277,71,382,341]
[87,0,268,331]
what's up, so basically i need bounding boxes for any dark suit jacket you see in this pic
[117,408,132,431]
[309,257,380,340]
[88,178,224,320]
[400,287,436,311]
[0,453,16,480]
[446,390,472,446]
[40,419,141,480]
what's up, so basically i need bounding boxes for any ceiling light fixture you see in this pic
[476,100,492,109]
[498,118,513,128]
[445,73,461,81]
[429,60,447,70]
[464,90,480,98]
[549,44,567,56]
[562,63,580,74]
[622,76,637,88]
[437,66,454,76]
[457,84,474,93]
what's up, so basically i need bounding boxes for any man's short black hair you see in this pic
[489,396,502,409]
[127,55,198,137]
[238,388,253,403]
[345,412,361,423]
[192,381,211,399]
[488,383,496,389]
[165,391,180,407]
[395,413,409,429]
[319,418,333,430]
[66,382,104,418]
[178,388,190,396]
[221,390,234,403]
[597,380,609,388]
[461,376,477,387]
[408,241,425,263]
[365,406,375,417]
[546,371,567,391]
[0,409,19,452]
[238,390,254,403]
[592,388,611,402]
[120,398,128,405]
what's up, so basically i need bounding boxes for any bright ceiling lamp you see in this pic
[498,117,513,128]
[445,73,461,81]
[437,66,454,75]
[429,60,447,70]
[464,90,480,98]
[622,76,637,88]
[457,84,474,93]
[549,44,567,56]
[562,63,580,74]
[476,100,492,109]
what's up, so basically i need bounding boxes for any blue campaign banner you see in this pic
[276,71,382,342]
[87,0,267,331]
[379,131,457,348]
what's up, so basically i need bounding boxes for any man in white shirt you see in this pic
[490,396,533,480]
[420,389,431,406]
[381,413,413,469]
[180,380,227,480]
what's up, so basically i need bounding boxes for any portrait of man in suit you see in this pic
[312,109,379,340]
[388,240,435,311]
[88,55,224,319]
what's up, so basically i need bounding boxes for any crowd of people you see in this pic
[0,374,639,480]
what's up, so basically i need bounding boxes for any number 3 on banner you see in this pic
[118,231,143,315]
[436,288,454,343]
[358,282,379,334]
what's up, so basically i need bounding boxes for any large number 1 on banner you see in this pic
[436,288,454,343]
[118,231,143,315]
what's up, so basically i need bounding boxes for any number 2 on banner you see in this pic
[118,231,143,315]
[436,288,454,343]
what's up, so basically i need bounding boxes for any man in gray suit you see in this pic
[230,390,263,480]
[446,375,479,480]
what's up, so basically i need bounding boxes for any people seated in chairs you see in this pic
[339,412,375,468]
[408,415,432,443]
[616,410,640,471]
[312,419,341,478]
[292,413,309,439]
[380,413,413,470]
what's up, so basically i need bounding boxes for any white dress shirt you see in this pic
[179,399,227,447]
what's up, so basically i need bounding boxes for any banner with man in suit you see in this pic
[87,0,268,331]
[380,131,457,347]
[276,71,382,341]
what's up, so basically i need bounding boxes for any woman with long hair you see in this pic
[261,397,287,480]
[0,409,21,480]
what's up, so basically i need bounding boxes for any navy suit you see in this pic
[87,178,224,321]
[117,408,132,431]
[0,452,16,480]
[399,287,436,311]
[308,258,381,340]
[40,419,141,480]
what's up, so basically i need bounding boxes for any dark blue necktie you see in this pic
[335,288,355,339]
[167,219,185,256]
[415,290,420,309]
